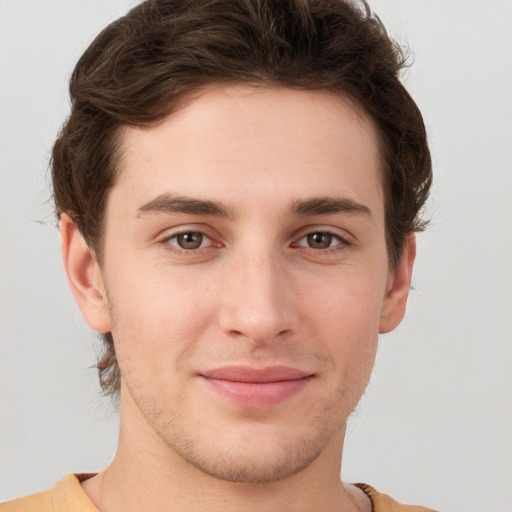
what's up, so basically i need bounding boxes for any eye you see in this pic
[167,231,211,250]
[295,231,345,250]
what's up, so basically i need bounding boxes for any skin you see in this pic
[62,86,415,512]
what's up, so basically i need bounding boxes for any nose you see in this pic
[218,250,299,346]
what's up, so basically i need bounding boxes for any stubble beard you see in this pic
[108,293,363,485]
[124,378,347,484]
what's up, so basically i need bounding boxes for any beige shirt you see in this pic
[1,474,438,512]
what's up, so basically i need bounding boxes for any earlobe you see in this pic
[379,234,416,334]
[60,213,111,333]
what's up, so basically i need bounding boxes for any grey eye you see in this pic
[176,232,204,249]
[307,232,333,249]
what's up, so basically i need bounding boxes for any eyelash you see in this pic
[161,231,220,256]
[292,230,351,253]
[159,229,351,256]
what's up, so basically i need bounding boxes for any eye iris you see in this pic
[177,232,203,249]
[307,232,332,249]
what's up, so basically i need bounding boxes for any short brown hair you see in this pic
[52,0,432,397]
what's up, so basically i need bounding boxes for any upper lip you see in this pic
[200,365,312,383]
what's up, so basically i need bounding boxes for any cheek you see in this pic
[303,267,386,339]
[300,269,384,388]
[105,263,218,376]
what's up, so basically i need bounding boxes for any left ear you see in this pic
[379,234,416,334]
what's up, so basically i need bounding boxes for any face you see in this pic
[67,86,414,483]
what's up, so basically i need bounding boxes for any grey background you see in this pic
[1,1,511,510]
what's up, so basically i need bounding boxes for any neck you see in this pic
[82,388,370,512]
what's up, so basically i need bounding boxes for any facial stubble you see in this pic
[106,292,369,485]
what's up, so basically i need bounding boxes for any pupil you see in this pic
[308,232,331,249]
[178,232,202,249]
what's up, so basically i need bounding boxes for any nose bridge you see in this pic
[219,242,296,344]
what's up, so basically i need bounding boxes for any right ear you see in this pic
[60,213,111,333]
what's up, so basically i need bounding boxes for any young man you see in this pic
[2,1,436,511]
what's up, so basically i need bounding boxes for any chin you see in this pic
[175,437,323,484]
[157,411,344,484]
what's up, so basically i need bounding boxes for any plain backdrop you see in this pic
[1,1,511,510]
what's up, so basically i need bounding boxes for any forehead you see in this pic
[113,85,383,216]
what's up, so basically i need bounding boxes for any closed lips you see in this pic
[200,365,313,382]
[200,366,314,407]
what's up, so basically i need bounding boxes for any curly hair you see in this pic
[52,0,432,397]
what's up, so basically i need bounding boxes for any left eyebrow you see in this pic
[289,196,373,220]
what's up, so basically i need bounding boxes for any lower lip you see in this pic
[202,376,312,407]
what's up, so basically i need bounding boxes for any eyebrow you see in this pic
[137,193,233,219]
[137,193,372,221]
[289,196,373,220]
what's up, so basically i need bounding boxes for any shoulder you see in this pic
[355,483,439,512]
[0,490,53,512]
[0,474,98,512]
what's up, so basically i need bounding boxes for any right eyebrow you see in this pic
[136,193,234,219]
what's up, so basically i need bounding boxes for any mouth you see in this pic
[199,365,314,407]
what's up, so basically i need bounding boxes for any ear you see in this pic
[60,213,111,333]
[379,234,416,334]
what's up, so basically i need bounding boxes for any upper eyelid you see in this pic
[298,231,345,241]
[157,224,218,241]
[294,232,348,248]
[163,229,210,239]
[293,225,353,241]
[166,231,211,241]
[156,225,353,245]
